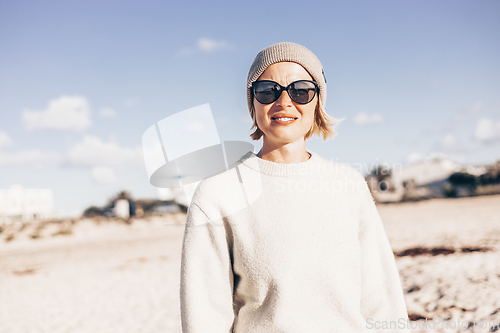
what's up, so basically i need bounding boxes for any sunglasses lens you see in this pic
[253,80,317,105]
[253,81,280,104]
[289,81,317,104]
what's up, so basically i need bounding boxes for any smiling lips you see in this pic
[271,115,298,125]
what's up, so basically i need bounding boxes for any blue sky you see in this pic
[0,0,499,216]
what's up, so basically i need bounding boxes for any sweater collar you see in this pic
[239,149,320,177]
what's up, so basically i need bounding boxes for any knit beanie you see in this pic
[246,42,327,119]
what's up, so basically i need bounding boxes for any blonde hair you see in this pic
[248,98,343,141]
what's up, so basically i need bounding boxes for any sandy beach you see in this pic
[379,195,500,333]
[1,194,499,333]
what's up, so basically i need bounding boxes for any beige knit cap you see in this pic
[246,42,327,118]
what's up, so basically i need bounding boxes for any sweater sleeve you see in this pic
[356,175,411,333]
[180,200,235,333]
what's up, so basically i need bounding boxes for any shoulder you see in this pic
[190,166,236,204]
[189,159,257,220]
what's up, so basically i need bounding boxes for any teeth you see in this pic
[275,117,295,121]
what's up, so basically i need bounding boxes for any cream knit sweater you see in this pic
[180,150,411,333]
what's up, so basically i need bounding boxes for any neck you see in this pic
[239,149,318,177]
[257,143,310,164]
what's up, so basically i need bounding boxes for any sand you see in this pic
[0,195,499,333]
[0,215,187,333]
[378,195,500,333]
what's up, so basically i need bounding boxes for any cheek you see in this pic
[300,104,317,123]
[254,100,269,123]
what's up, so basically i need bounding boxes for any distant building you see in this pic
[113,199,130,219]
[0,185,54,222]
[369,157,463,202]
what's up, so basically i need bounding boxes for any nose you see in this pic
[276,89,292,107]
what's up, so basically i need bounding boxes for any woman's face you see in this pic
[253,61,317,147]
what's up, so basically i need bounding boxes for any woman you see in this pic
[180,42,410,333]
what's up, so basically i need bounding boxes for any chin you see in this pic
[265,133,306,144]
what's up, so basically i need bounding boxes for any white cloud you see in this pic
[100,107,116,117]
[65,135,142,167]
[197,38,229,52]
[23,95,91,131]
[432,151,467,164]
[474,118,500,143]
[0,149,61,167]
[428,151,446,159]
[409,150,466,165]
[352,112,384,125]
[92,166,116,183]
[0,131,13,148]
[177,38,231,57]
[0,130,61,168]
[406,153,423,164]
[123,98,140,108]
[406,151,456,164]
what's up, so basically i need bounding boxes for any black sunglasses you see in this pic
[252,80,319,105]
